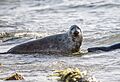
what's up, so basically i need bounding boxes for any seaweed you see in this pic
[49,68,99,82]
[4,72,24,80]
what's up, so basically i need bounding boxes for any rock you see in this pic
[4,72,24,80]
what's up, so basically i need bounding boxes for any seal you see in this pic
[7,25,83,54]
[88,43,120,52]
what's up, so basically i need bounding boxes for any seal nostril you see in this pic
[74,31,79,35]
[73,31,79,37]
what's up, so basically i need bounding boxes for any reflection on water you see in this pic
[0,0,120,82]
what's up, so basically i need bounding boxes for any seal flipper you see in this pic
[88,47,109,52]
[109,43,120,50]
[0,52,9,54]
[88,43,120,52]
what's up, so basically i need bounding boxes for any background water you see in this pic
[0,0,120,82]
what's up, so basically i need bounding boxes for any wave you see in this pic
[27,1,120,13]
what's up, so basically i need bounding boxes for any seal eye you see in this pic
[70,27,74,31]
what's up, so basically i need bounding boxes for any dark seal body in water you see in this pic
[88,43,120,52]
[7,25,83,54]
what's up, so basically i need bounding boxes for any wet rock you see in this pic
[4,73,24,80]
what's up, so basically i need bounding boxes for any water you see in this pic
[0,0,120,82]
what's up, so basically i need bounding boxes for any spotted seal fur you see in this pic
[7,25,83,54]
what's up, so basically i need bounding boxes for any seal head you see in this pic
[67,25,83,53]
